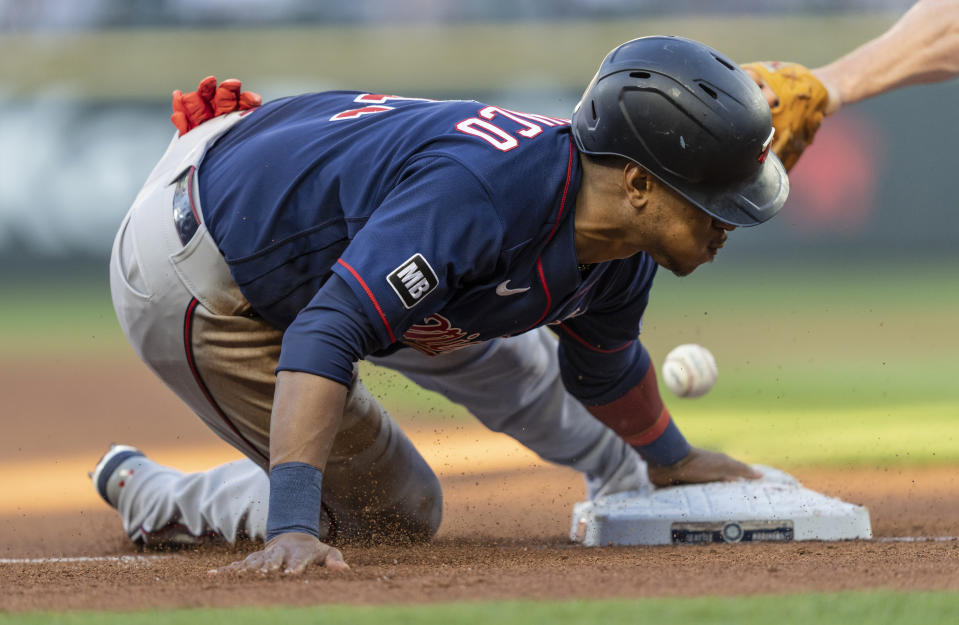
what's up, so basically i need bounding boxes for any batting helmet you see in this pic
[572,36,788,227]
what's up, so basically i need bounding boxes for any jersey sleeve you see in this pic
[555,261,657,405]
[276,273,381,385]
[276,155,505,381]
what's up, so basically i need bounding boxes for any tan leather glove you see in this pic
[741,62,830,171]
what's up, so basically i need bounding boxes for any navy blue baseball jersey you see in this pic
[198,92,658,405]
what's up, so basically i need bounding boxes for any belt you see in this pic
[172,166,200,246]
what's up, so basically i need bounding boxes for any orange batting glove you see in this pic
[171,76,262,136]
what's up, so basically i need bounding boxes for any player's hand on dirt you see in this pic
[171,75,262,136]
[210,532,349,576]
[646,446,761,487]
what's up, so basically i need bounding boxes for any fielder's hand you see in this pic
[211,532,349,576]
[740,62,833,171]
[646,446,761,487]
[171,75,262,136]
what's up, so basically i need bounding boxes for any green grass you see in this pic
[677,402,958,467]
[6,592,959,624]
[630,260,959,466]
[0,280,128,357]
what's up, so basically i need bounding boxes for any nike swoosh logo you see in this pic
[496,280,531,296]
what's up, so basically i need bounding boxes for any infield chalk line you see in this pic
[0,555,177,565]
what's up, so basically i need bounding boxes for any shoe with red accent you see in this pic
[90,444,146,508]
[90,444,223,548]
[90,444,335,548]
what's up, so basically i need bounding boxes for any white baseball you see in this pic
[661,343,718,398]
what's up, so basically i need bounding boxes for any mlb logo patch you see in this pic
[387,253,438,308]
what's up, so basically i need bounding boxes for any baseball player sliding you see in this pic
[92,0,959,574]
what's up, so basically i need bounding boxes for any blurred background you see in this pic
[3,0,957,268]
[1,0,957,480]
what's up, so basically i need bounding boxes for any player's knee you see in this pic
[387,468,443,543]
[380,451,443,543]
[325,438,443,545]
[331,470,442,545]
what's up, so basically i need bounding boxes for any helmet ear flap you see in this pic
[572,36,789,227]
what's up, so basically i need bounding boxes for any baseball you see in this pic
[661,343,718,398]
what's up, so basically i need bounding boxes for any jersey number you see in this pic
[331,95,566,152]
[456,107,565,152]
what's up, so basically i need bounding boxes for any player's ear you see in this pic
[624,162,652,209]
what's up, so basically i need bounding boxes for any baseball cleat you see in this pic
[133,522,220,549]
[90,443,146,508]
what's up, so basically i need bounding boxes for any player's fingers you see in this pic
[764,86,781,110]
[212,79,241,116]
[721,463,761,481]
[196,75,218,102]
[323,547,350,572]
[171,90,190,135]
[210,553,257,575]
[716,456,761,481]
[240,550,267,572]
[181,91,214,128]
[725,469,761,481]
[281,544,349,575]
[282,547,317,575]
[743,67,780,109]
[171,89,185,114]
[283,559,308,575]
[170,111,189,136]
[238,90,262,110]
[219,78,242,91]
[258,546,287,574]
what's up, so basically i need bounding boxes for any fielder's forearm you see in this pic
[814,0,959,113]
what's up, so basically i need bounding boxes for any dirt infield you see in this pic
[2,360,959,612]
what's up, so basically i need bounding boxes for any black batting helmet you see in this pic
[572,36,788,227]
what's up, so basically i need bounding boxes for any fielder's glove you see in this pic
[741,61,830,172]
[171,75,262,136]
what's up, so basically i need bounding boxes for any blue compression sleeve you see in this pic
[632,419,692,466]
[266,462,324,541]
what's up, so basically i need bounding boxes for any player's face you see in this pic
[646,186,736,277]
